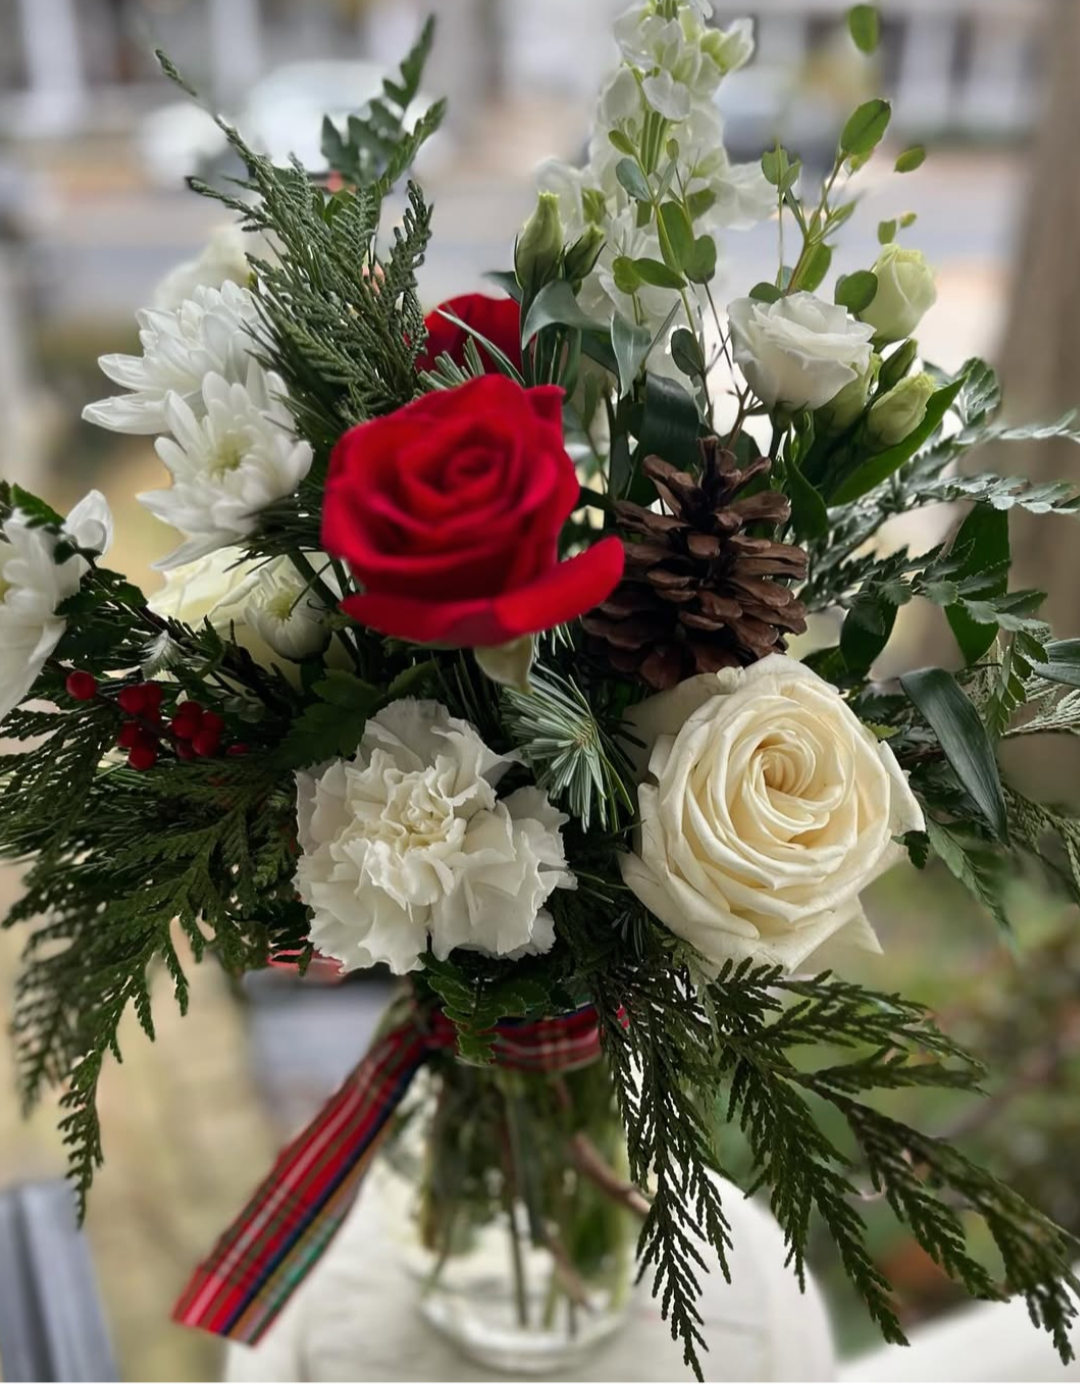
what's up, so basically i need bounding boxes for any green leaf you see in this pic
[615,157,651,204]
[895,145,927,174]
[901,667,1008,840]
[631,257,686,290]
[608,129,636,156]
[835,270,878,314]
[798,242,834,295]
[1030,639,1080,689]
[612,256,641,296]
[611,312,653,397]
[878,218,897,245]
[658,201,695,272]
[945,505,1009,664]
[684,235,717,285]
[637,373,701,472]
[840,99,892,157]
[670,327,705,379]
[829,376,965,504]
[750,281,783,304]
[841,593,898,675]
[785,451,829,541]
[520,281,606,347]
[848,4,881,54]
[762,146,801,193]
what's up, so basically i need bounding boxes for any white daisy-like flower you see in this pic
[148,546,336,666]
[294,699,576,975]
[0,491,113,726]
[152,223,259,311]
[82,281,261,436]
[140,361,313,570]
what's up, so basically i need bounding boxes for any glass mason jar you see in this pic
[375,1043,640,1375]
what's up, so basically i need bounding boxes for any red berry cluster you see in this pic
[115,682,165,770]
[64,669,249,771]
[171,701,226,761]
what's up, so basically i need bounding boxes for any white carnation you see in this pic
[82,281,261,436]
[0,491,113,726]
[728,292,876,411]
[294,699,575,975]
[619,656,925,973]
[139,360,313,570]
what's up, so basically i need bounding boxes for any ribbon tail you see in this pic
[172,1017,427,1345]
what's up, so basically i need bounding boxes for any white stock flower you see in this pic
[294,699,575,975]
[701,17,755,74]
[0,491,113,725]
[619,656,925,973]
[152,223,257,310]
[642,70,693,121]
[140,361,313,570]
[83,282,261,436]
[861,244,938,343]
[149,546,334,667]
[728,292,875,411]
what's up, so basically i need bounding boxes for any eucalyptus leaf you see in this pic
[848,4,881,54]
[616,157,651,204]
[800,242,833,293]
[750,281,782,304]
[840,99,891,157]
[659,201,695,271]
[632,257,687,290]
[901,667,1008,840]
[684,235,717,285]
[878,219,897,245]
[896,145,927,173]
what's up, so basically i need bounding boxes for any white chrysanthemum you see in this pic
[140,361,313,570]
[152,224,258,311]
[0,491,113,726]
[82,281,261,436]
[295,699,575,975]
[149,546,335,665]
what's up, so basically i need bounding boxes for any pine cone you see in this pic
[583,440,809,691]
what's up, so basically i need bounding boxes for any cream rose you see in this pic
[619,655,924,972]
[727,292,875,412]
[295,699,575,975]
[861,245,937,343]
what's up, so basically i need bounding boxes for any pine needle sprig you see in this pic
[503,670,636,831]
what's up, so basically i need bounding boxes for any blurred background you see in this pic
[1,0,1079,1379]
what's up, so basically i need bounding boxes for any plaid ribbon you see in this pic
[172,1003,605,1345]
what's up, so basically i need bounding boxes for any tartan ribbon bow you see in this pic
[172,1002,605,1345]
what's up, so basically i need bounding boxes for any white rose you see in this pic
[728,292,875,411]
[619,655,924,973]
[294,699,576,975]
[149,547,336,672]
[0,491,113,725]
[861,245,938,343]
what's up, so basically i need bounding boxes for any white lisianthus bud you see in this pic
[866,371,936,448]
[618,656,925,973]
[728,292,875,412]
[861,245,937,343]
[816,353,881,435]
[515,192,564,300]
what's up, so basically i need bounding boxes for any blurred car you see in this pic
[139,60,448,189]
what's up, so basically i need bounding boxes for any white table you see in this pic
[226,1174,836,1382]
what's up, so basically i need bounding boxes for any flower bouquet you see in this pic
[4,2,1080,1377]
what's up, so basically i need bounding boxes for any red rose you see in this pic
[417,293,522,374]
[322,375,624,647]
